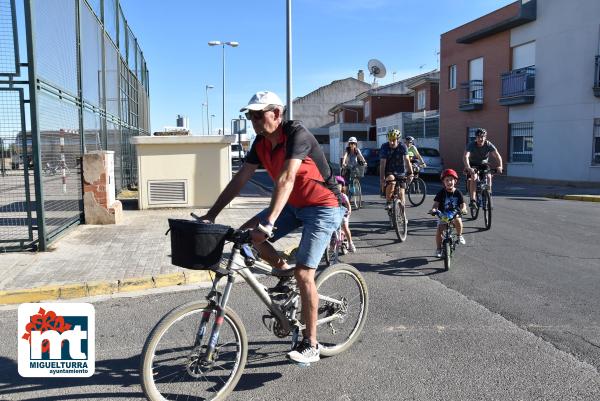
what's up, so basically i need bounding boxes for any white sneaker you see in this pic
[349,242,356,253]
[459,235,466,245]
[436,249,443,258]
[287,339,320,364]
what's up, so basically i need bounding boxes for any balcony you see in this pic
[594,56,600,97]
[499,66,535,106]
[459,80,484,111]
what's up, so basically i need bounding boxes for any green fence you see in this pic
[0,0,150,251]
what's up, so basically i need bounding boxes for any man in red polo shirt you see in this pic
[199,91,344,364]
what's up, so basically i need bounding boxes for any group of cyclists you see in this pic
[200,90,503,366]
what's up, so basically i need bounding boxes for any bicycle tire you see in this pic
[443,240,452,271]
[483,190,492,230]
[407,177,427,207]
[315,263,369,357]
[352,179,362,210]
[392,199,408,242]
[470,193,480,220]
[140,301,248,401]
[324,231,339,266]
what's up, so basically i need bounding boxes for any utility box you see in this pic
[82,151,123,224]
[131,135,235,210]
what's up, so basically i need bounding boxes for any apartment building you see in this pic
[440,0,600,182]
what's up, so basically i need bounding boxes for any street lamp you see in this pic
[201,103,207,135]
[205,85,214,135]
[210,114,216,135]
[208,40,239,135]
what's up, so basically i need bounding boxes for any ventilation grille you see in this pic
[148,180,188,205]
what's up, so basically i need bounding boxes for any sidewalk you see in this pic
[0,182,299,305]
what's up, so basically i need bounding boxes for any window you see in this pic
[510,122,534,163]
[466,127,480,144]
[417,89,426,110]
[594,119,600,164]
[449,65,457,90]
[364,100,370,118]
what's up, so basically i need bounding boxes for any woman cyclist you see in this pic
[341,137,366,185]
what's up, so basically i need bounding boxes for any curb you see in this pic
[0,271,213,306]
[0,246,300,306]
[545,194,600,202]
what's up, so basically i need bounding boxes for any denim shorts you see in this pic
[256,204,345,269]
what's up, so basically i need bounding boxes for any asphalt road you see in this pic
[1,173,599,400]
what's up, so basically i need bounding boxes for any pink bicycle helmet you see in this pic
[335,175,346,185]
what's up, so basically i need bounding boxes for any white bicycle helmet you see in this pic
[348,137,358,144]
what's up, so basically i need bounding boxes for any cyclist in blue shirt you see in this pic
[379,129,414,209]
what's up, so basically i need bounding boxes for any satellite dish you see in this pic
[368,59,387,85]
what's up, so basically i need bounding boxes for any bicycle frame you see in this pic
[197,243,345,362]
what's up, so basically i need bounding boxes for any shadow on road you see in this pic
[354,256,445,277]
[0,338,288,400]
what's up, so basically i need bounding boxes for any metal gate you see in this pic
[0,0,150,251]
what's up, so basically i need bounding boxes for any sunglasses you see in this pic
[245,107,274,120]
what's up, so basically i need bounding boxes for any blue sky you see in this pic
[121,0,514,135]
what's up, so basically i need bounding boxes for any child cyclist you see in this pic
[430,169,467,258]
[336,176,356,252]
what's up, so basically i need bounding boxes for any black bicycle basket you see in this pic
[167,219,234,270]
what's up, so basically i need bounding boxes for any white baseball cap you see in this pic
[240,91,285,112]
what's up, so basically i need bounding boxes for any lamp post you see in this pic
[208,40,239,135]
[210,114,215,135]
[205,85,214,135]
[201,103,206,135]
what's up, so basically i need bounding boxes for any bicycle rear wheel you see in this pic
[407,177,427,206]
[352,179,362,210]
[443,240,452,271]
[141,301,247,401]
[392,199,408,242]
[482,190,492,230]
[315,263,369,357]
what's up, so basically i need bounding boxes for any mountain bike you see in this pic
[346,164,365,210]
[407,162,427,207]
[323,224,349,267]
[429,209,462,271]
[385,176,408,242]
[467,166,497,230]
[141,218,369,401]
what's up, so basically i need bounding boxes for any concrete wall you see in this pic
[131,135,235,209]
[509,0,600,182]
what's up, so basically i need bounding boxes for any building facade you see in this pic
[440,0,600,182]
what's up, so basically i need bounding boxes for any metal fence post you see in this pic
[24,0,46,251]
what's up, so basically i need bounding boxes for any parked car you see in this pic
[360,148,380,175]
[417,147,443,176]
[231,143,246,162]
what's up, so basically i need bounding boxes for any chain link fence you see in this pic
[0,0,150,251]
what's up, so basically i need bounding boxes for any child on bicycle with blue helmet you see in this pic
[336,176,356,252]
[429,169,467,258]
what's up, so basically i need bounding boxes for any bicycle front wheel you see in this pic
[141,301,248,401]
[443,240,452,271]
[483,190,492,230]
[352,179,362,210]
[324,231,339,266]
[470,195,480,220]
[316,263,369,357]
[392,199,408,242]
[407,177,427,206]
